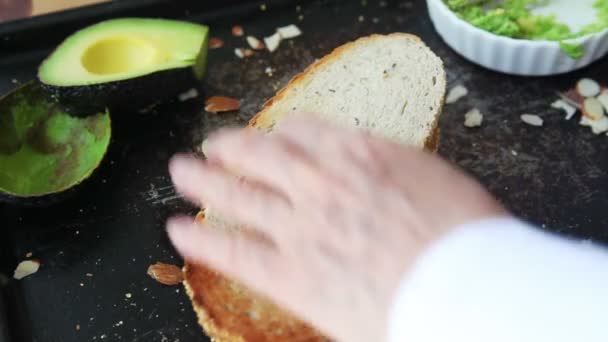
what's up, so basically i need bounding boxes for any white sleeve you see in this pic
[388,217,608,342]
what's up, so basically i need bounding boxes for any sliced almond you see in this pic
[243,48,255,57]
[277,24,302,39]
[582,97,605,121]
[551,99,577,120]
[445,84,468,104]
[580,116,608,134]
[520,114,543,127]
[596,89,608,112]
[178,88,199,102]
[264,32,282,52]
[234,48,245,59]
[557,90,583,109]
[232,25,244,37]
[577,78,601,98]
[209,37,224,49]
[464,108,483,128]
[14,260,40,280]
[147,262,184,286]
[246,36,265,50]
[205,96,241,114]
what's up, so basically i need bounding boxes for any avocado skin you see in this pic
[40,66,198,116]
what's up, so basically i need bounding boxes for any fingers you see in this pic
[169,154,292,237]
[204,127,322,198]
[167,217,287,296]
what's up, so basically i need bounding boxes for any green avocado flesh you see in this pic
[38,18,209,86]
[0,82,111,197]
[445,0,608,59]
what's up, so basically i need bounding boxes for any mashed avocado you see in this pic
[446,0,608,58]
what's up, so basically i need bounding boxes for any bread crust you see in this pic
[185,33,444,341]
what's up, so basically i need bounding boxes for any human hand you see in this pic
[167,116,506,342]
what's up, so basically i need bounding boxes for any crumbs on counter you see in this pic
[554,77,608,135]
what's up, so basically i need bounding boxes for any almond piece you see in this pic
[577,78,601,98]
[596,89,608,112]
[551,99,577,120]
[464,108,483,128]
[445,84,468,104]
[264,32,282,52]
[582,97,605,121]
[277,24,302,39]
[234,48,245,59]
[580,116,608,134]
[232,25,244,37]
[147,263,184,286]
[243,48,255,57]
[558,89,583,109]
[178,88,199,102]
[205,96,241,114]
[14,260,40,280]
[209,37,224,49]
[246,36,265,50]
[520,114,543,127]
[195,210,206,225]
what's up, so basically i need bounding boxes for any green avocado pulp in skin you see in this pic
[0,82,111,197]
[38,18,209,86]
[445,0,608,59]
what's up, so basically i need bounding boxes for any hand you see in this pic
[167,116,506,342]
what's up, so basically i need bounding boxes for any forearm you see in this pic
[389,217,608,342]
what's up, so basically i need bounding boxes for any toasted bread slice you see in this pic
[185,33,446,341]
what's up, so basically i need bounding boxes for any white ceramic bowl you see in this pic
[426,0,608,76]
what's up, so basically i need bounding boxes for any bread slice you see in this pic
[184,33,446,342]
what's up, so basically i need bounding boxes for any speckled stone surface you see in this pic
[1,0,607,341]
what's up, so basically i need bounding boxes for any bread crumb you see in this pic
[446,84,468,104]
[551,99,577,120]
[231,25,244,37]
[298,14,304,21]
[260,3,267,10]
[464,108,483,128]
[76,324,80,331]
[277,24,302,39]
[265,66,274,76]
[358,15,365,22]
[520,114,544,127]
[234,48,245,59]
[511,150,518,156]
[86,273,93,277]
[125,293,132,299]
[25,252,32,258]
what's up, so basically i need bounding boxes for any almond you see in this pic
[147,262,184,286]
[243,48,255,57]
[264,32,282,52]
[246,36,265,50]
[576,78,601,98]
[234,48,245,59]
[580,116,608,134]
[232,25,244,37]
[205,96,241,114]
[209,37,224,49]
[551,99,577,120]
[14,260,40,280]
[445,84,468,104]
[277,24,302,39]
[520,114,543,127]
[464,108,483,128]
[581,97,605,121]
[596,89,608,112]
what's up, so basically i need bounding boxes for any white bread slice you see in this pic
[186,33,446,342]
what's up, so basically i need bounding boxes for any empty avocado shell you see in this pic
[0,82,111,204]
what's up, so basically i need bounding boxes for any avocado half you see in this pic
[0,82,111,204]
[38,18,209,114]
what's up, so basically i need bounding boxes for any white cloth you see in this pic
[388,217,608,342]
